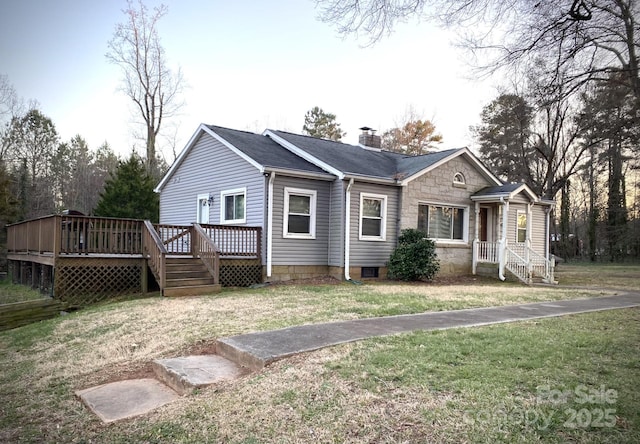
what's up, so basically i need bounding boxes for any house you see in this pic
[155,125,556,284]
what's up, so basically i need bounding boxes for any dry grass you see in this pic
[0,265,637,443]
[554,262,640,290]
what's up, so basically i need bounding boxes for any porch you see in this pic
[6,215,262,305]
[473,240,556,284]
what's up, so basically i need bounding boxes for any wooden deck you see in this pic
[7,215,262,304]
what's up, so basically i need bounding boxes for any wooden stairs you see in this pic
[163,256,221,297]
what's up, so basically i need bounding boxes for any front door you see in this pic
[479,207,490,242]
[196,194,210,224]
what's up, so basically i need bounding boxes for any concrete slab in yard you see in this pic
[152,355,245,395]
[76,378,178,423]
[216,293,640,370]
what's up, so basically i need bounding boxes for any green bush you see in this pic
[387,229,440,281]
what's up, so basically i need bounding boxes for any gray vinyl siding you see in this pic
[349,182,399,267]
[507,202,527,245]
[328,179,345,266]
[271,176,330,265]
[505,201,545,252]
[159,134,265,227]
[530,204,547,255]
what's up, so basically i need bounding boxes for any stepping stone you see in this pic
[76,378,179,423]
[152,355,244,395]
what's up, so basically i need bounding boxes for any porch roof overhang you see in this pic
[470,183,547,204]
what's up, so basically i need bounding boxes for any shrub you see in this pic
[387,229,440,281]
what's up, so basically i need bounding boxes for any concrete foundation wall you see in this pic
[265,265,390,282]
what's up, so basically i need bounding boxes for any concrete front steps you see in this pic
[163,256,221,297]
[77,354,246,423]
[152,355,246,395]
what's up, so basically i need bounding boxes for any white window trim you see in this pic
[196,193,210,224]
[453,172,466,185]
[418,201,470,245]
[220,187,246,224]
[516,210,527,244]
[359,193,387,241]
[283,187,317,239]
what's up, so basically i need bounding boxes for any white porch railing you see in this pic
[473,240,556,284]
[476,241,499,263]
[504,246,530,284]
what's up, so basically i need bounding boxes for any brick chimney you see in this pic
[359,126,381,149]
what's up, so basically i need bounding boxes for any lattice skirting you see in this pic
[54,257,145,306]
[220,259,262,287]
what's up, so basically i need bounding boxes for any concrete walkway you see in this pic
[77,292,639,423]
[216,293,640,370]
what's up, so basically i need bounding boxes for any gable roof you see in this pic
[207,126,330,175]
[264,130,501,186]
[471,183,542,203]
[266,130,406,181]
[157,123,512,193]
[155,125,331,192]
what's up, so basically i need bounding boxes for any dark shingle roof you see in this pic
[206,125,328,174]
[269,130,461,180]
[472,183,523,197]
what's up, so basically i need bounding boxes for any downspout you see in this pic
[498,197,509,281]
[344,178,354,281]
[472,201,480,275]
[266,172,275,278]
[545,205,554,283]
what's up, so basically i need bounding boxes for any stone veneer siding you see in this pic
[401,155,495,276]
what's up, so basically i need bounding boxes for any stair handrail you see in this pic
[143,220,167,289]
[192,223,220,285]
[525,246,556,283]
[504,245,531,284]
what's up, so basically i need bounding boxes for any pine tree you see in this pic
[94,153,159,222]
[302,106,346,141]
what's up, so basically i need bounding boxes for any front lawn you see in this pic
[0,264,637,443]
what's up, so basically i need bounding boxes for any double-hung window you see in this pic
[359,193,387,241]
[417,204,467,242]
[283,187,316,239]
[220,187,246,224]
[516,211,527,243]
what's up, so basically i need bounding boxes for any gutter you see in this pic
[266,172,275,278]
[344,178,354,281]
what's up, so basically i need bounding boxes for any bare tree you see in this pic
[0,75,25,162]
[316,1,639,102]
[106,0,184,176]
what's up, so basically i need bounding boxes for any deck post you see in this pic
[141,259,148,294]
[53,215,61,258]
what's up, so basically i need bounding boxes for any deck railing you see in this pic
[7,215,144,255]
[8,217,262,260]
[155,224,192,254]
[201,224,262,257]
[192,224,220,284]
[143,220,167,289]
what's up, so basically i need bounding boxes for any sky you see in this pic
[0,0,501,161]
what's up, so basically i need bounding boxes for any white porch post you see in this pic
[498,198,509,281]
[472,201,480,275]
[525,202,532,282]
